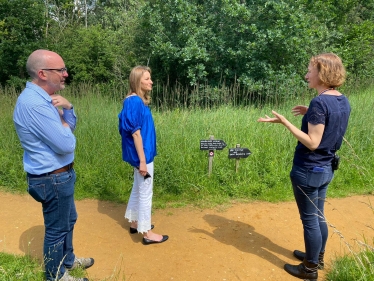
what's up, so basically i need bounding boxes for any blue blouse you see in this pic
[293,94,351,168]
[118,95,157,167]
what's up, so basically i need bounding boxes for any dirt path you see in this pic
[1,191,373,281]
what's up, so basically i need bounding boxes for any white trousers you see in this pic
[125,162,154,233]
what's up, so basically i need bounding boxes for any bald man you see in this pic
[13,50,94,281]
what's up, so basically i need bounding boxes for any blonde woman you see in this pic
[118,66,168,245]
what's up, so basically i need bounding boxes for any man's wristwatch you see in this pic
[70,104,73,110]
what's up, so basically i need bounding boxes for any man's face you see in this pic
[42,55,69,94]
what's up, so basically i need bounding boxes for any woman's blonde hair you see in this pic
[127,65,152,104]
[310,53,346,88]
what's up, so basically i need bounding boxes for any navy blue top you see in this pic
[118,95,157,167]
[293,94,351,168]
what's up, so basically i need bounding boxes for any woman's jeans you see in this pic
[27,169,77,281]
[290,164,334,264]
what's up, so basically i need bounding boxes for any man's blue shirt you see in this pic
[13,82,77,174]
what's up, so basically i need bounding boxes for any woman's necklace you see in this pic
[318,88,334,96]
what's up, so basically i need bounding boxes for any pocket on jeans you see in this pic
[55,171,74,185]
[306,170,329,188]
[28,183,46,202]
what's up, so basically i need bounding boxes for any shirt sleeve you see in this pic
[118,97,144,135]
[62,107,77,131]
[307,98,327,125]
[28,103,76,154]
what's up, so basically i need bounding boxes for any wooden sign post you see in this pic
[228,144,251,172]
[200,135,227,176]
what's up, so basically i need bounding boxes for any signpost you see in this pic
[200,138,251,175]
[228,144,252,172]
[228,147,251,159]
[200,139,227,150]
[200,136,227,176]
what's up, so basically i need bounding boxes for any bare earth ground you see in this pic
[1,191,374,281]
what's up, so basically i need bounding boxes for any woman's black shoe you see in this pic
[284,260,318,280]
[142,235,169,245]
[293,250,325,269]
[130,224,154,234]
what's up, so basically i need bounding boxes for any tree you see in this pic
[1,0,374,90]
[0,0,46,85]
[136,0,330,89]
[53,25,117,83]
[134,0,374,92]
[46,0,143,84]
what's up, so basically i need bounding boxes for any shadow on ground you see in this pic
[190,214,293,269]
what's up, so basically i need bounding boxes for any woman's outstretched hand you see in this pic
[257,110,287,124]
[291,105,308,116]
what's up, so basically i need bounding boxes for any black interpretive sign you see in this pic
[228,147,251,159]
[200,139,227,150]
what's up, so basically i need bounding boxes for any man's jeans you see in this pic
[290,164,334,264]
[27,169,77,280]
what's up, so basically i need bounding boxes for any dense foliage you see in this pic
[1,0,374,94]
[0,0,46,84]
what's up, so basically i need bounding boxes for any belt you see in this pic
[27,162,74,178]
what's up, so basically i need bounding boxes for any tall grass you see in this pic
[0,79,373,208]
[326,248,374,281]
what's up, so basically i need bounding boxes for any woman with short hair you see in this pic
[258,53,351,280]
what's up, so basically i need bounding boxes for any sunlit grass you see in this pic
[1,81,373,208]
[0,252,44,281]
[326,249,374,281]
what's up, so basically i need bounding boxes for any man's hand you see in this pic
[51,94,72,109]
[56,102,69,128]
